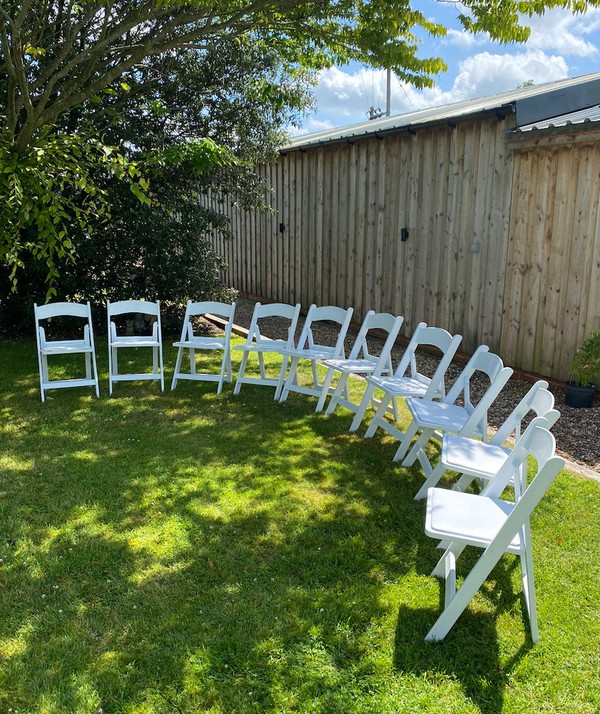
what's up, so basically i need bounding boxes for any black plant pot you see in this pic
[564,381,597,408]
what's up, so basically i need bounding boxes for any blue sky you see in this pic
[296,2,600,135]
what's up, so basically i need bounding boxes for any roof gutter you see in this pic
[280,103,516,154]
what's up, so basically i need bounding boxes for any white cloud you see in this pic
[525,8,600,57]
[299,3,600,135]
[443,28,488,49]
[441,7,600,57]
[301,50,571,133]
[445,50,569,99]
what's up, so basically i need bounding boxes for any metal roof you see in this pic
[516,104,600,131]
[284,71,600,151]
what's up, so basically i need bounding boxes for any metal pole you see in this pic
[386,69,391,117]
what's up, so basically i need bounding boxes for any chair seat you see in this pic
[286,346,336,361]
[322,358,378,374]
[442,434,510,478]
[425,488,520,551]
[407,398,471,431]
[367,374,431,396]
[235,338,287,353]
[41,340,93,354]
[111,335,160,347]
[174,337,226,350]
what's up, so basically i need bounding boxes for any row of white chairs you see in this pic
[34,298,564,643]
[34,299,165,401]
[181,300,565,644]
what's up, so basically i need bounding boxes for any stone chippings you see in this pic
[230,298,599,475]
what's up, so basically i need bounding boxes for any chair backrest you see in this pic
[483,425,564,541]
[107,299,162,341]
[243,302,301,350]
[444,345,513,439]
[35,302,92,321]
[34,301,94,348]
[347,310,403,366]
[107,299,160,319]
[296,304,354,356]
[492,380,560,446]
[393,323,462,399]
[180,301,236,341]
[483,416,557,498]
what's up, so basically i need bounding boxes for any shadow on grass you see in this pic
[0,341,534,713]
[393,561,535,714]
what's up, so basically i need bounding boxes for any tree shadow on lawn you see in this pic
[0,362,531,712]
[393,558,534,714]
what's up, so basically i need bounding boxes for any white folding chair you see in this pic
[352,323,462,434]
[171,301,236,394]
[107,299,164,394]
[424,423,564,642]
[34,301,100,402]
[315,310,403,414]
[233,302,301,396]
[414,380,560,500]
[277,304,354,403]
[394,346,513,469]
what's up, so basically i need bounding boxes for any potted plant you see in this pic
[565,330,600,408]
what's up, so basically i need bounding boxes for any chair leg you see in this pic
[215,347,231,394]
[279,357,300,402]
[426,544,496,642]
[326,372,350,414]
[234,351,250,395]
[316,368,336,412]
[452,473,477,493]
[519,523,539,643]
[172,347,184,390]
[364,392,393,438]
[110,347,118,395]
[397,427,433,465]
[391,395,399,422]
[39,354,47,403]
[274,354,289,400]
[310,359,320,390]
[350,383,376,432]
[41,353,50,384]
[414,461,448,500]
[91,351,100,398]
[258,352,267,379]
[158,344,164,391]
[393,422,422,462]
[153,345,158,375]
[216,349,227,395]
[431,541,467,578]
[224,345,233,383]
[189,348,197,375]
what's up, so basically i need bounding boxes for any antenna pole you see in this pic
[386,69,391,117]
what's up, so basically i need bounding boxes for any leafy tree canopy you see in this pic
[1,0,599,293]
[3,0,599,150]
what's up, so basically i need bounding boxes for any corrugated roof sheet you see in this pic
[284,71,600,151]
[516,104,600,131]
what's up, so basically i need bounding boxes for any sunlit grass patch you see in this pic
[0,338,598,713]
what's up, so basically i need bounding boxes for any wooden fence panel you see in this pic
[207,116,600,379]
[502,139,600,378]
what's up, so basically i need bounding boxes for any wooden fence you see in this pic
[502,130,600,378]
[208,115,600,381]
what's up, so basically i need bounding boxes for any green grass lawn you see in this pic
[0,338,599,714]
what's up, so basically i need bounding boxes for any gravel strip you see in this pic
[230,297,599,476]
